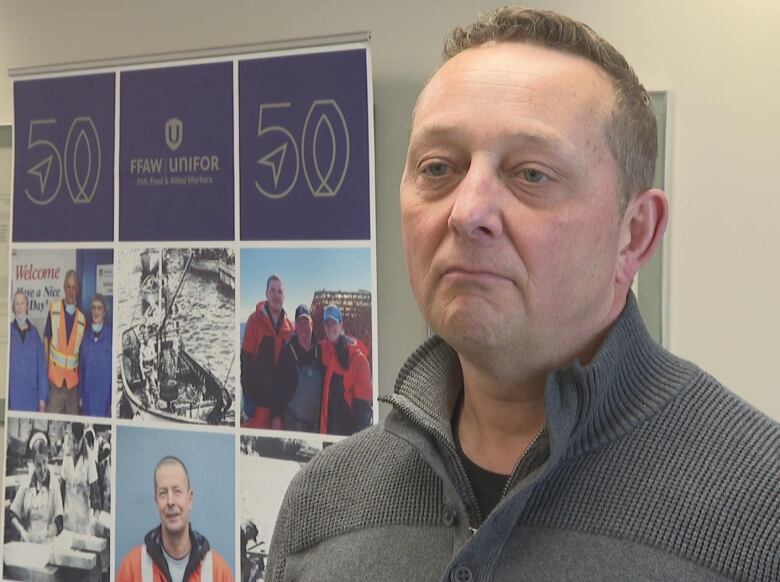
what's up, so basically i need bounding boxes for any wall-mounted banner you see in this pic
[239,49,371,240]
[6,42,375,582]
[13,74,115,242]
[119,62,234,241]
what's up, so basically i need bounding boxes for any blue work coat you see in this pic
[9,322,48,411]
[79,322,112,417]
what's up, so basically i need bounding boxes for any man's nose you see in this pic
[447,162,504,240]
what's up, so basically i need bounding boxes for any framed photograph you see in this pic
[239,247,374,436]
[3,417,112,581]
[114,425,235,579]
[9,248,114,418]
[115,247,236,426]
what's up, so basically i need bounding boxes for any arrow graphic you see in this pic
[27,155,53,196]
[257,143,288,189]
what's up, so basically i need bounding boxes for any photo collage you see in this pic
[3,45,374,581]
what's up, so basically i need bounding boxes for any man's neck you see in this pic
[456,357,547,475]
[452,294,628,474]
[161,528,191,560]
[267,305,282,326]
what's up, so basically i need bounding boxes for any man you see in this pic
[276,304,324,433]
[241,274,293,429]
[44,269,86,415]
[267,7,779,581]
[318,303,372,436]
[117,456,232,582]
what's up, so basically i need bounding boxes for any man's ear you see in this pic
[615,188,669,285]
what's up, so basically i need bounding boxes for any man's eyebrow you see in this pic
[409,123,581,167]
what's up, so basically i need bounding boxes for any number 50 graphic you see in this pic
[24,117,102,206]
[254,100,350,200]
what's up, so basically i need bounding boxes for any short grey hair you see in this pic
[153,455,191,493]
[442,6,657,210]
[63,269,80,289]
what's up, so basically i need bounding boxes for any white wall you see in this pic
[0,0,777,420]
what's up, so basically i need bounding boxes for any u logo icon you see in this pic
[165,118,183,152]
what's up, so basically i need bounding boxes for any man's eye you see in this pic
[422,163,449,177]
[520,168,548,184]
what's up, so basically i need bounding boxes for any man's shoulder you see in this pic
[243,310,267,344]
[668,369,779,456]
[290,424,407,489]
[245,310,258,326]
[119,544,144,561]
[593,368,780,495]
[208,547,232,577]
[116,545,144,581]
[630,374,778,577]
[531,370,780,580]
[279,424,446,553]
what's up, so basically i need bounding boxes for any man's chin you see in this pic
[162,517,186,534]
[430,300,510,343]
[440,328,501,355]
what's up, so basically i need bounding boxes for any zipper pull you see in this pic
[469,526,478,536]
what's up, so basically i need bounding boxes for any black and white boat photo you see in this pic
[115,247,236,426]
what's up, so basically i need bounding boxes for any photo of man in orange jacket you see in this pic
[240,274,293,429]
[117,456,233,582]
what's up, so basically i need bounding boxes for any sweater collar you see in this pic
[383,292,698,459]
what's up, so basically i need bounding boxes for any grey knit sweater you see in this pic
[268,296,780,581]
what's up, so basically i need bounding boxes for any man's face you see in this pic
[64,277,79,305]
[324,319,342,343]
[155,464,193,538]
[91,302,105,324]
[296,316,313,345]
[400,42,628,369]
[266,279,284,313]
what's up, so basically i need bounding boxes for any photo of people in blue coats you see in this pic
[8,249,114,418]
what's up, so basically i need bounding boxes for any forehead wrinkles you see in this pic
[412,46,615,157]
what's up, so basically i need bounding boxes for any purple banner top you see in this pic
[119,62,234,241]
[239,49,371,240]
[13,74,115,242]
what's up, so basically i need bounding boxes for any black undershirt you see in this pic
[453,425,510,519]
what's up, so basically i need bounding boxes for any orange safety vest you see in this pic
[48,300,86,389]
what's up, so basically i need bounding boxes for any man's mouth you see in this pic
[442,268,510,284]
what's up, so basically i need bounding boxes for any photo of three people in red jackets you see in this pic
[239,248,374,437]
